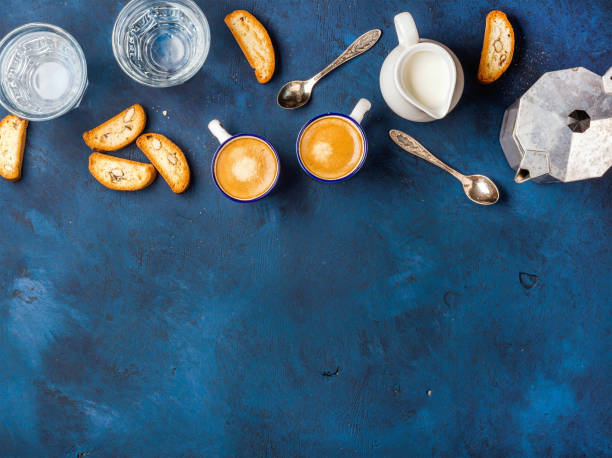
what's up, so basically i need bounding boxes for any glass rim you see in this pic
[0,22,88,121]
[112,0,211,88]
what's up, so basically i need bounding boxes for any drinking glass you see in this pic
[112,0,210,87]
[0,23,88,121]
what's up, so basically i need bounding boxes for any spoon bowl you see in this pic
[463,174,500,205]
[277,79,313,109]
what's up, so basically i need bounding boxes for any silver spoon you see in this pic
[389,130,500,205]
[277,29,382,109]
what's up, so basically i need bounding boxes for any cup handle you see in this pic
[208,120,232,144]
[349,98,372,124]
[603,66,612,95]
[394,12,419,47]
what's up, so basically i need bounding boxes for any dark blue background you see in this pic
[1,0,611,456]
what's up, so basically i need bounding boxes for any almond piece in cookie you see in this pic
[83,104,146,151]
[89,152,157,191]
[225,10,276,84]
[136,133,190,194]
[0,115,28,182]
[477,10,515,84]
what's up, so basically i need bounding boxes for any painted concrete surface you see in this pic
[0,0,611,456]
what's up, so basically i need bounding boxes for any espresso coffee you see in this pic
[214,136,278,200]
[299,116,364,180]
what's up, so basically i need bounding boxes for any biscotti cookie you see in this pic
[89,152,157,191]
[0,115,28,182]
[225,10,276,84]
[83,104,146,151]
[477,10,515,84]
[136,133,190,194]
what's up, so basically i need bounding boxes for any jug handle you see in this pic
[603,66,612,95]
[395,12,419,47]
[208,120,232,144]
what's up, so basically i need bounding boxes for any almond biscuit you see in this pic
[136,133,190,194]
[89,152,157,191]
[83,104,146,151]
[225,10,276,84]
[478,10,515,84]
[0,115,28,182]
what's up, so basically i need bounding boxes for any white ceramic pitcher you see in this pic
[380,12,464,122]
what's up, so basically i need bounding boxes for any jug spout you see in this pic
[514,150,549,183]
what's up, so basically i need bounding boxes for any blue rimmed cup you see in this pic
[208,120,280,202]
[296,98,371,182]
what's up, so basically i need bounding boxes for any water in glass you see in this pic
[0,30,85,118]
[113,0,210,87]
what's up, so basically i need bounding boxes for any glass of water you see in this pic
[0,23,88,121]
[112,0,210,87]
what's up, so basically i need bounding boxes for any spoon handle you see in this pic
[312,29,382,83]
[389,130,465,181]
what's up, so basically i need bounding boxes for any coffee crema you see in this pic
[214,136,278,200]
[299,116,364,180]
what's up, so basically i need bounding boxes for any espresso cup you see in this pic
[296,98,371,182]
[208,120,280,202]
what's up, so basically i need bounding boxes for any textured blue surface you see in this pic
[1,1,611,456]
